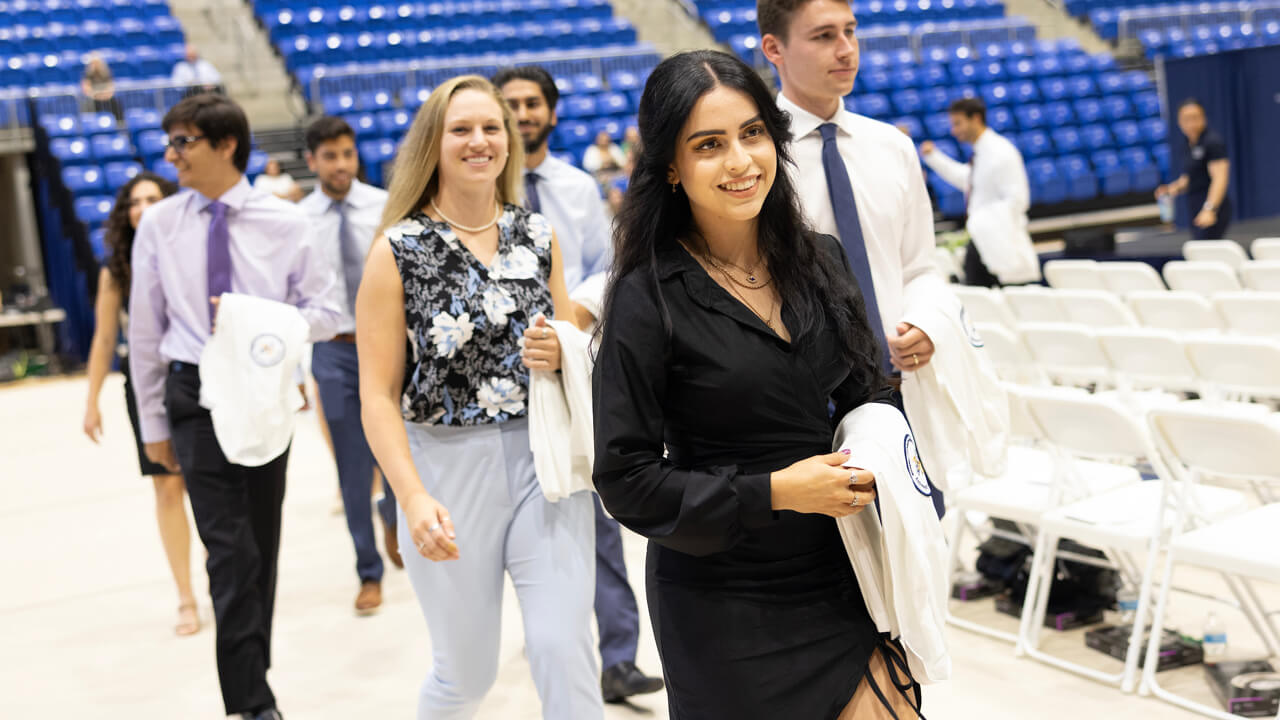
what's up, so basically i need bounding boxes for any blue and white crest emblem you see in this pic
[904,434,930,496]
[960,306,984,348]
[249,333,286,367]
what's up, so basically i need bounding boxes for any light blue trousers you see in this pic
[398,418,602,719]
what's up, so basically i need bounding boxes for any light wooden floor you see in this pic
[4,375,1269,718]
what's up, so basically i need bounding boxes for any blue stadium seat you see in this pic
[1016,130,1051,159]
[892,66,921,89]
[1139,117,1166,145]
[857,93,891,118]
[1098,72,1125,96]
[1042,101,1074,126]
[859,69,893,94]
[919,64,949,88]
[80,112,118,135]
[1133,91,1159,119]
[91,134,134,161]
[1057,155,1098,200]
[124,108,162,132]
[1034,55,1063,77]
[590,117,623,142]
[358,139,395,186]
[1073,98,1104,125]
[357,90,394,112]
[934,139,961,161]
[607,70,641,92]
[1101,96,1133,122]
[1062,54,1092,77]
[979,82,1011,107]
[1027,158,1066,204]
[90,227,108,262]
[894,116,923,140]
[920,87,951,113]
[346,112,379,139]
[1090,150,1129,195]
[137,129,167,158]
[50,137,93,165]
[377,109,412,137]
[1067,76,1098,98]
[40,113,81,137]
[891,89,923,115]
[1120,147,1160,191]
[597,92,630,116]
[561,95,597,119]
[988,106,1015,133]
[1080,124,1114,151]
[104,161,142,190]
[1009,80,1039,104]
[1051,126,1082,154]
[1112,120,1141,147]
[572,73,604,94]
[1006,57,1037,80]
[1152,143,1171,179]
[1038,77,1069,102]
[556,120,591,148]
[402,86,433,110]
[62,165,106,196]
[74,195,114,226]
[925,112,952,139]
[1013,104,1046,130]
[152,158,179,183]
[323,92,357,115]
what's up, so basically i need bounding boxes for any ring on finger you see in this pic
[913,353,919,367]
[427,523,441,532]
[542,327,549,339]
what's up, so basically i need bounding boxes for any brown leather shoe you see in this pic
[384,522,403,569]
[355,580,382,616]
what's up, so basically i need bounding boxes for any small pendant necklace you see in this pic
[430,198,502,233]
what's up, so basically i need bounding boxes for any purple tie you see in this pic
[206,200,231,327]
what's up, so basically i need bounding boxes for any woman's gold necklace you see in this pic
[430,198,501,233]
[708,260,779,333]
[704,253,772,290]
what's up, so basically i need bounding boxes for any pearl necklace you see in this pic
[430,198,501,233]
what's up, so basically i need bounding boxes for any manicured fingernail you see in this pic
[841,449,851,455]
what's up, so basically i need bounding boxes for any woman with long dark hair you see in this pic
[82,171,202,636]
[592,50,919,718]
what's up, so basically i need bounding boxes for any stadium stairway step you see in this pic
[167,0,306,128]
[612,0,720,56]
[1002,0,1113,54]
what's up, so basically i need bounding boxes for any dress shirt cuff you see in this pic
[736,471,776,529]
[140,412,171,444]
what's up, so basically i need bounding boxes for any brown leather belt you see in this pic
[331,332,356,343]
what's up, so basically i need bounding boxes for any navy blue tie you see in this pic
[525,172,542,214]
[819,122,891,370]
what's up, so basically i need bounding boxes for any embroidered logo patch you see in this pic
[904,434,930,496]
[961,306,985,348]
[249,333,286,367]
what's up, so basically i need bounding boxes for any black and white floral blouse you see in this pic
[387,204,554,426]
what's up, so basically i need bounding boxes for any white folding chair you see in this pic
[1163,260,1243,296]
[1096,328,1199,395]
[1015,391,1249,692]
[1141,407,1280,718]
[953,286,1018,328]
[1128,290,1225,332]
[1213,291,1280,337]
[1018,322,1112,387]
[1003,285,1066,322]
[934,246,963,281]
[974,322,1045,384]
[1251,237,1280,261]
[1098,261,1166,294]
[1182,239,1249,269]
[1184,336,1280,403]
[1053,288,1139,328]
[1240,260,1280,291]
[1044,259,1105,289]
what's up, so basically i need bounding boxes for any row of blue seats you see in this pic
[264,1,615,37]
[71,153,272,227]
[253,0,614,15]
[701,0,1007,41]
[726,22,1040,63]
[848,81,1158,118]
[1062,0,1177,16]
[61,161,143,196]
[3,51,182,87]
[340,105,631,145]
[889,106,1165,145]
[278,23,638,69]
[2,0,171,24]
[1139,20,1280,57]
[857,62,1150,92]
[1089,3,1278,40]
[0,17,183,50]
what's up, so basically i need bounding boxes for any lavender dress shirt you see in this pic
[128,176,341,444]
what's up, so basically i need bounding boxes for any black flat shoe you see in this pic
[601,661,664,703]
[241,709,283,720]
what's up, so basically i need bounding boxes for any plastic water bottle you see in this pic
[1157,194,1174,223]
[1203,612,1228,660]
[1117,586,1140,625]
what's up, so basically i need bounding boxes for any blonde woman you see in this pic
[357,75,602,719]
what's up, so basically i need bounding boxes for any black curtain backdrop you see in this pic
[1161,45,1280,228]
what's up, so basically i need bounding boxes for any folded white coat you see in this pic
[901,279,1010,486]
[965,198,1042,285]
[834,402,952,684]
[198,292,310,467]
[528,318,596,502]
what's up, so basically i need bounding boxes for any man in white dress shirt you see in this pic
[495,64,665,705]
[298,116,397,614]
[921,97,1039,287]
[172,44,223,90]
[759,0,949,514]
